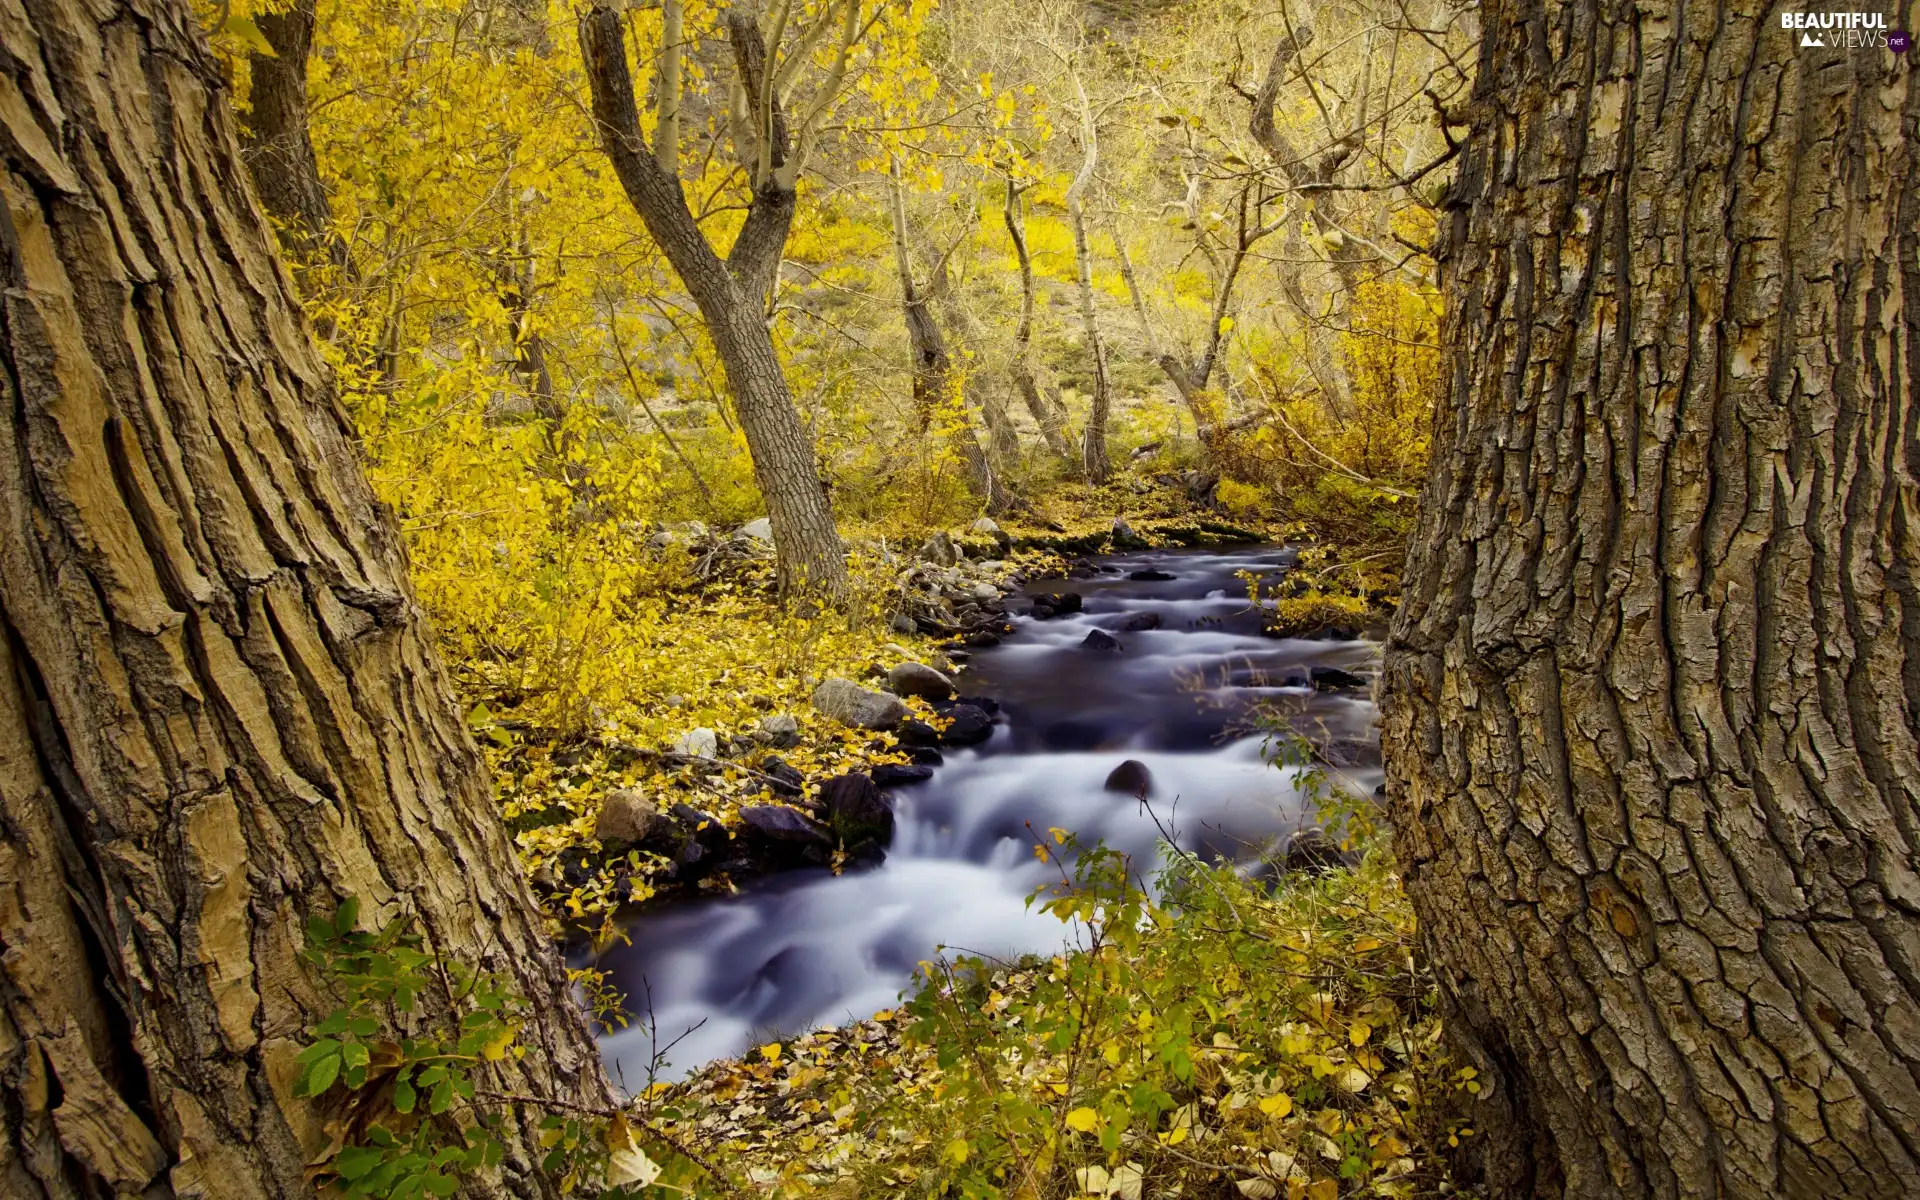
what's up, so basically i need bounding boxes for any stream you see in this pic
[592,545,1383,1085]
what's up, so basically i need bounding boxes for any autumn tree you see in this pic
[579,1,857,597]
[0,2,609,1195]
[1381,2,1920,1197]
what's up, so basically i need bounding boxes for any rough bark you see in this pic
[0,4,610,1197]
[1002,181,1075,463]
[1380,2,1919,1197]
[1064,80,1112,484]
[578,4,848,598]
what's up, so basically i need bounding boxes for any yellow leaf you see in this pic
[481,1023,517,1062]
[944,1136,970,1164]
[1102,1041,1122,1066]
[222,14,276,57]
[1258,1092,1294,1118]
[603,1114,662,1188]
[1349,1022,1372,1047]
[1308,1180,1339,1200]
[1064,1106,1100,1133]
[760,1042,782,1064]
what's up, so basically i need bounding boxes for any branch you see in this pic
[776,0,861,190]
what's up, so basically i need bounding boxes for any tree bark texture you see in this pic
[1380,1,1918,1197]
[0,4,609,1197]
[579,4,848,598]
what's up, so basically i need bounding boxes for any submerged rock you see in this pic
[812,678,910,729]
[1308,666,1369,692]
[1103,759,1153,797]
[887,662,956,701]
[872,763,935,787]
[1129,569,1176,581]
[1119,611,1162,632]
[1081,629,1123,653]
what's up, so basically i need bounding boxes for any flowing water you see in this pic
[592,546,1382,1086]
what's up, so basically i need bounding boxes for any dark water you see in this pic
[592,546,1381,1084]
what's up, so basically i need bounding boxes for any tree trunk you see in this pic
[1003,182,1075,462]
[241,0,340,268]
[0,5,609,1198]
[578,4,848,598]
[1380,3,1919,1198]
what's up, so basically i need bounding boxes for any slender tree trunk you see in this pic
[578,5,847,598]
[1002,181,1075,462]
[1380,3,1919,1198]
[241,0,340,268]
[0,5,610,1197]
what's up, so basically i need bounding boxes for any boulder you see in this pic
[889,612,918,635]
[669,804,730,851]
[1111,518,1147,548]
[953,695,1000,716]
[1283,828,1359,874]
[1129,569,1176,582]
[887,662,956,702]
[1309,666,1369,692]
[812,677,910,729]
[964,631,1002,648]
[759,756,805,796]
[918,531,959,566]
[1081,629,1123,653]
[970,517,1000,534]
[940,704,995,746]
[739,804,835,849]
[757,713,801,748]
[673,727,718,759]
[907,746,945,766]
[1050,592,1084,616]
[1103,760,1152,797]
[898,718,942,746]
[873,763,935,787]
[739,517,774,542]
[595,788,662,847]
[818,774,895,846]
[1119,611,1162,632]
[969,583,1002,603]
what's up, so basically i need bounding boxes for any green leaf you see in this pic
[316,1011,350,1037]
[335,897,360,936]
[394,1078,417,1114]
[333,1145,385,1182]
[430,1080,453,1114]
[302,1053,341,1097]
[349,1016,379,1038]
[295,1038,341,1066]
[341,1041,371,1070]
[423,1170,458,1198]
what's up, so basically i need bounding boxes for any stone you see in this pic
[672,727,718,759]
[1119,612,1162,632]
[669,804,730,850]
[1049,592,1084,616]
[918,531,959,566]
[1309,666,1369,692]
[818,774,896,846]
[1129,569,1176,581]
[1081,629,1123,653]
[646,530,677,550]
[1104,759,1152,797]
[740,805,835,849]
[970,516,1001,534]
[739,517,774,542]
[812,677,910,729]
[907,746,945,766]
[898,719,942,747]
[760,756,805,796]
[964,631,1002,648]
[595,788,662,847]
[758,713,801,748]
[887,662,956,702]
[940,704,994,746]
[872,763,935,787]
[953,695,1000,716]
[1283,828,1359,874]
[970,583,1001,603]
[889,612,917,635]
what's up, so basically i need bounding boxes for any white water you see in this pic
[591,546,1381,1086]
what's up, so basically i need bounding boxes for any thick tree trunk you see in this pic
[1380,3,1919,1198]
[1066,198,1112,484]
[0,5,609,1198]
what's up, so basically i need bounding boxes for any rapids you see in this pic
[591,545,1381,1086]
